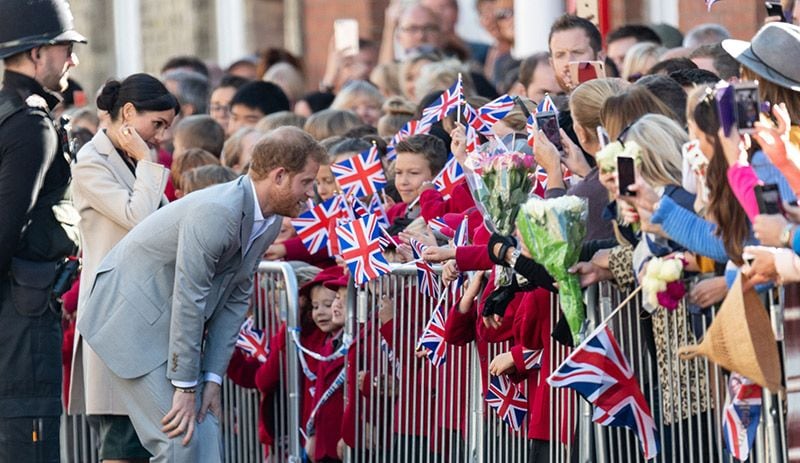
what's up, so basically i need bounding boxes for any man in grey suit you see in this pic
[78,126,326,462]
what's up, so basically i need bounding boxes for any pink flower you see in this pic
[665,280,686,299]
[657,292,680,310]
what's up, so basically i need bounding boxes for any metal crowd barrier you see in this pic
[62,262,791,463]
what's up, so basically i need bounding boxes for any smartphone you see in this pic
[535,111,563,151]
[569,61,606,85]
[734,81,760,133]
[765,1,785,20]
[596,126,610,149]
[334,19,360,56]
[755,183,782,215]
[617,156,636,196]
[715,83,736,137]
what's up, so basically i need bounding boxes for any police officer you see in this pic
[0,1,85,461]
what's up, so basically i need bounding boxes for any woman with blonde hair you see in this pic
[399,50,442,102]
[330,80,384,127]
[621,41,667,82]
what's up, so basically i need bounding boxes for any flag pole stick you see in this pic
[548,285,642,374]
[457,73,462,125]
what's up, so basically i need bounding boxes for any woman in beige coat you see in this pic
[69,74,179,462]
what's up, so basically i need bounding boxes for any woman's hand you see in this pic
[753,214,789,247]
[560,129,592,177]
[688,276,727,308]
[568,262,613,287]
[718,125,747,166]
[743,247,779,283]
[533,130,563,180]
[626,178,660,213]
[117,125,151,161]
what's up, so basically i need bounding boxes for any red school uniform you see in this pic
[310,333,346,462]
[419,182,476,222]
[508,288,553,441]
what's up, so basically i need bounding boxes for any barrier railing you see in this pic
[62,262,791,463]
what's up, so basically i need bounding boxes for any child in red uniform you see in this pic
[386,134,449,234]
[304,268,349,463]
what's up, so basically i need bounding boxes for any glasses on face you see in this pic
[400,24,439,35]
[495,8,513,20]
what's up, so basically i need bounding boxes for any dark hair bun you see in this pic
[96,80,122,111]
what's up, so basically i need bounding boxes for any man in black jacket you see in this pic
[0,1,85,461]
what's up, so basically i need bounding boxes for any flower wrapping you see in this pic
[642,256,687,311]
[466,147,537,286]
[516,195,588,344]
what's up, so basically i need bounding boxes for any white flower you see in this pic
[642,275,667,295]
[658,259,683,282]
[595,141,624,173]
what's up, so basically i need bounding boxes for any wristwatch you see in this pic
[508,248,522,268]
[780,223,795,248]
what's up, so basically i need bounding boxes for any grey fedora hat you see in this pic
[722,22,800,92]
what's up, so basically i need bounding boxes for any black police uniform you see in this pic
[0,69,80,462]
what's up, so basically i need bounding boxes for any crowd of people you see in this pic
[2,0,800,462]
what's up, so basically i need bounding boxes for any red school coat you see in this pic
[310,334,346,462]
[419,182,476,222]
[282,236,336,268]
[227,323,326,448]
[443,269,523,392]
[508,288,553,441]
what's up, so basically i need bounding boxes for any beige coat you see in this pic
[68,130,168,414]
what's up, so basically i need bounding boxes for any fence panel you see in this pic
[62,261,792,463]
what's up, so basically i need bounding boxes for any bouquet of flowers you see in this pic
[465,146,537,286]
[641,256,687,312]
[516,195,588,344]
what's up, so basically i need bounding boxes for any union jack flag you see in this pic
[291,195,343,254]
[410,238,440,299]
[235,317,269,363]
[463,102,494,136]
[449,214,469,301]
[522,348,543,370]
[368,193,390,228]
[387,119,433,161]
[421,76,463,125]
[532,166,572,191]
[466,121,479,153]
[417,301,448,367]
[479,94,515,126]
[337,215,391,285]
[486,375,528,431]
[330,146,386,198]
[536,94,557,114]
[452,214,469,247]
[432,155,465,200]
[722,373,762,461]
[347,194,368,217]
[548,324,659,459]
[428,217,454,238]
[527,114,536,147]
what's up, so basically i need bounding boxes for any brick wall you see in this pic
[678,0,766,41]
[302,0,390,90]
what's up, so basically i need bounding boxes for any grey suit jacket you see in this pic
[78,175,281,382]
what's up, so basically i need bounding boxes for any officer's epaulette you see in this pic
[25,94,48,111]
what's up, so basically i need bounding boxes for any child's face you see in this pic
[331,287,347,328]
[310,286,338,333]
[394,151,433,204]
[315,164,337,201]
[275,217,296,243]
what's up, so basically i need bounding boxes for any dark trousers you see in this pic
[0,416,60,463]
